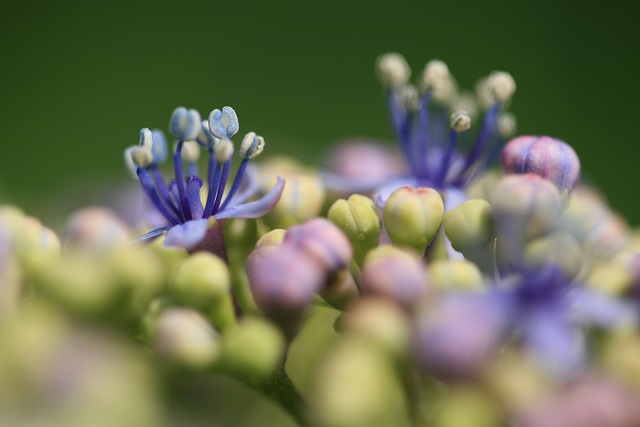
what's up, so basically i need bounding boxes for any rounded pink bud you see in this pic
[501,135,580,191]
[283,218,353,276]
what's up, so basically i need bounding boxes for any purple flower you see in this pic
[125,107,285,251]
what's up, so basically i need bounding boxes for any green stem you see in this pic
[258,365,310,427]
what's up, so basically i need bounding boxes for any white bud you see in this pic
[376,52,411,87]
[497,112,517,138]
[213,139,234,164]
[239,132,265,159]
[488,71,516,103]
[130,146,153,168]
[450,111,471,133]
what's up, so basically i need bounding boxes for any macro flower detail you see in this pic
[124,106,285,250]
[372,53,517,208]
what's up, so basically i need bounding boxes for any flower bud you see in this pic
[383,186,444,253]
[523,232,584,282]
[247,245,324,338]
[443,199,495,273]
[169,252,236,332]
[501,135,581,192]
[319,269,359,310]
[361,245,428,308]
[216,317,285,385]
[152,308,221,369]
[428,259,485,292]
[62,207,130,252]
[339,298,411,359]
[328,194,381,266]
[262,172,326,229]
[283,218,353,278]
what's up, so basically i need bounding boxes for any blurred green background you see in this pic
[2,0,639,224]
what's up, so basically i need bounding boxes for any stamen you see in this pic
[219,132,264,210]
[149,164,182,220]
[203,139,233,218]
[415,91,433,181]
[376,52,411,88]
[437,111,470,188]
[179,140,201,177]
[196,120,220,149]
[209,107,239,140]
[169,107,201,141]
[173,140,193,221]
[150,129,168,164]
[136,167,180,225]
[213,157,232,214]
[488,71,516,104]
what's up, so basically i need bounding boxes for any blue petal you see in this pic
[214,176,285,220]
[522,307,585,376]
[372,176,421,209]
[227,163,260,206]
[164,219,208,248]
[569,288,638,328]
[132,227,169,245]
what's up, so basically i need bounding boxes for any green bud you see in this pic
[339,298,410,360]
[465,169,502,201]
[443,199,495,273]
[263,172,326,229]
[585,261,631,295]
[383,186,444,253]
[249,228,286,262]
[328,194,381,266]
[522,232,584,281]
[428,259,485,292]
[431,386,501,427]
[601,330,640,388]
[221,218,258,260]
[216,317,285,385]
[319,269,359,310]
[149,237,189,277]
[169,253,236,332]
[153,308,221,369]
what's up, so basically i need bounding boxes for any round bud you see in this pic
[361,245,428,308]
[428,259,484,292]
[63,207,130,251]
[283,218,353,277]
[169,107,201,141]
[209,106,239,140]
[523,232,584,281]
[383,186,445,253]
[491,174,562,240]
[375,52,411,87]
[169,252,231,310]
[450,111,471,133]
[487,70,516,103]
[328,194,381,266]
[239,132,265,159]
[262,172,326,229]
[213,138,234,164]
[152,308,220,369]
[444,199,494,251]
[501,135,581,192]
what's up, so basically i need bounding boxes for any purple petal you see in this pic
[214,176,285,220]
[227,163,260,206]
[372,176,421,209]
[522,308,585,376]
[132,227,169,245]
[322,170,393,194]
[569,288,638,328]
[163,219,208,248]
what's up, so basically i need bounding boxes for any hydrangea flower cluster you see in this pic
[2,57,640,427]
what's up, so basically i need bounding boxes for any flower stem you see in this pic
[258,366,310,427]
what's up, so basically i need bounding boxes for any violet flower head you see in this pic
[124,106,285,250]
[372,53,517,207]
[489,264,637,376]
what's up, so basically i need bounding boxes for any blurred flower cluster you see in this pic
[2,53,640,427]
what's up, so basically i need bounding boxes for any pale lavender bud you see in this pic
[501,135,581,192]
[283,218,353,279]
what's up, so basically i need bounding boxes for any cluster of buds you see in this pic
[2,57,640,427]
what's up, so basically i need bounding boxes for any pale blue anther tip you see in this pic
[151,129,168,164]
[169,107,201,141]
[209,106,239,140]
[196,120,219,148]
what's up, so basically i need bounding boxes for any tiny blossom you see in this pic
[124,106,285,251]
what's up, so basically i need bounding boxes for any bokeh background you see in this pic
[2,0,640,224]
